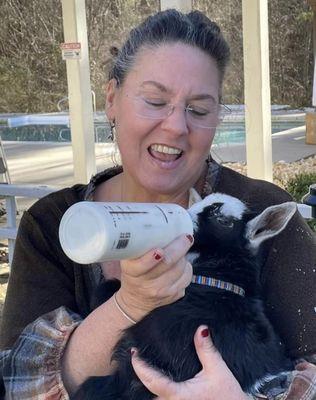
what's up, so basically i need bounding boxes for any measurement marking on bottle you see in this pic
[155,206,169,223]
[109,211,148,214]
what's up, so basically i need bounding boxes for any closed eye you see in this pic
[187,105,210,117]
[144,98,167,108]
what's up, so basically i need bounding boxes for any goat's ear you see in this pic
[245,202,297,251]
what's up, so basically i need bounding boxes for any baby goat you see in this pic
[73,193,296,400]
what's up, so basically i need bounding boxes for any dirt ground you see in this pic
[0,155,315,323]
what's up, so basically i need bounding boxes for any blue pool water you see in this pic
[0,123,111,142]
[0,112,305,144]
[214,121,304,145]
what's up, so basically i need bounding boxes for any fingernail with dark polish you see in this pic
[186,234,194,244]
[201,328,209,338]
[153,251,162,261]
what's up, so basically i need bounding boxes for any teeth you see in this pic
[150,144,182,155]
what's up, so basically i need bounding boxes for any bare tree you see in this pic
[0,0,313,112]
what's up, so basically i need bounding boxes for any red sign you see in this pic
[60,43,81,60]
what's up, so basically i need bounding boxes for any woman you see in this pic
[1,9,315,400]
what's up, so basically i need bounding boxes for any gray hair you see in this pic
[109,9,230,88]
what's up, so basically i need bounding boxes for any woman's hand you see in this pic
[116,234,194,321]
[131,325,249,400]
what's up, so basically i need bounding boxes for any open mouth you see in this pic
[148,144,183,162]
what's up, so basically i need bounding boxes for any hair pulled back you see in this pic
[109,9,230,86]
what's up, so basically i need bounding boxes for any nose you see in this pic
[160,104,189,136]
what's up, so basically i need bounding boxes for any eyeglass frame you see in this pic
[125,93,232,130]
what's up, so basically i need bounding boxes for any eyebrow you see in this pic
[140,81,217,102]
[140,81,169,92]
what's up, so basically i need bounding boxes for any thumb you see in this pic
[131,348,178,397]
[193,325,224,374]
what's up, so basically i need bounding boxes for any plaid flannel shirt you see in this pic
[0,307,316,400]
[0,307,82,399]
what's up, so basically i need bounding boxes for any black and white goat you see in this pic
[73,193,296,400]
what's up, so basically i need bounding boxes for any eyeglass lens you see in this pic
[132,96,231,129]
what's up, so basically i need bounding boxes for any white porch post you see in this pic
[242,0,273,181]
[306,0,316,145]
[61,0,96,184]
[307,0,316,106]
[160,0,192,12]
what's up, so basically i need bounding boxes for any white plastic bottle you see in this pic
[59,201,193,264]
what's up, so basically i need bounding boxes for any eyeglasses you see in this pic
[128,95,231,129]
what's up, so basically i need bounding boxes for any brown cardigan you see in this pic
[1,164,315,359]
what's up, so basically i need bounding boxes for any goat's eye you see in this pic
[217,216,234,228]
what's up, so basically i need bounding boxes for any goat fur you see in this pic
[72,194,296,399]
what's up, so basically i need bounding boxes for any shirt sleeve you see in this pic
[247,360,316,400]
[0,197,84,350]
[262,362,316,400]
[283,362,316,400]
[214,166,316,359]
[1,306,82,400]
[2,311,316,400]
[261,210,316,359]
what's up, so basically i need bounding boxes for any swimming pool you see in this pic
[0,123,111,142]
[0,110,306,144]
[0,112,111,142]
[214,120,304,145]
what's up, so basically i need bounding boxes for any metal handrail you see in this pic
[0,184,57,264]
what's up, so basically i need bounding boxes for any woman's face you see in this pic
[106,42,221,196]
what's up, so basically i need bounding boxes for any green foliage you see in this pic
[308,219,316,233]
[285,172,316,202]
[285,173,316,232]
[296,11,313,23]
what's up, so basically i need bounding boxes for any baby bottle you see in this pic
[59,201,193,264]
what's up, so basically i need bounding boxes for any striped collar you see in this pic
[191,274,245,297]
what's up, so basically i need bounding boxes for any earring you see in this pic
[108,119,120,166]
[108,120,116,141]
